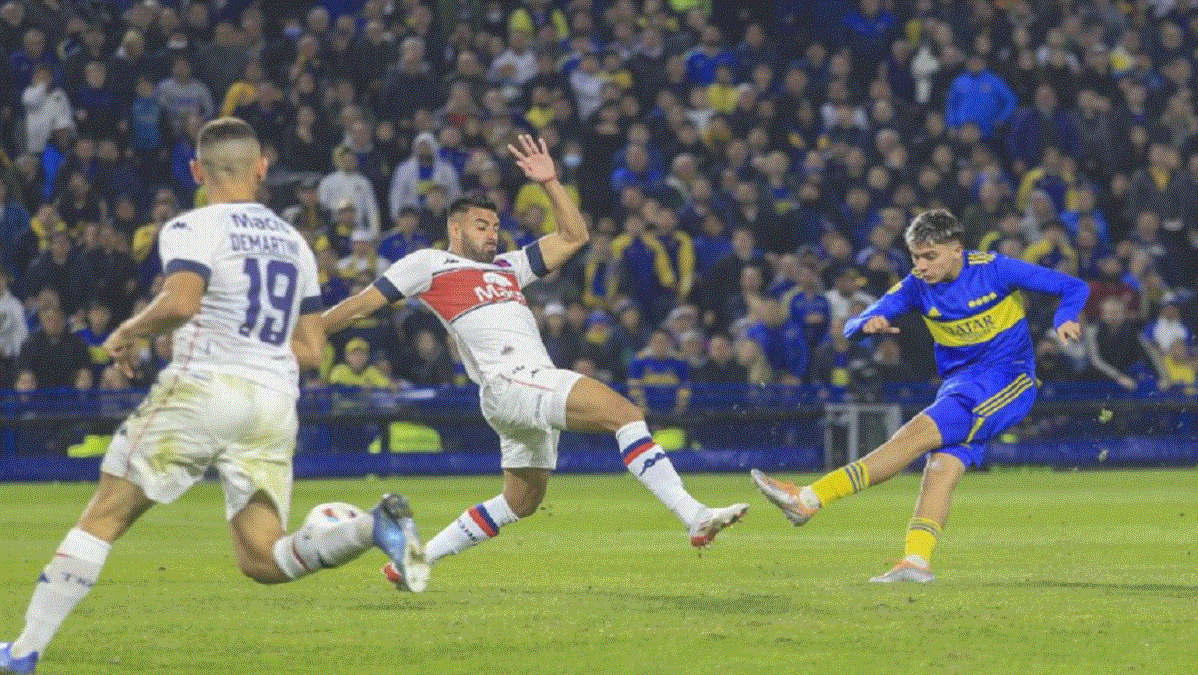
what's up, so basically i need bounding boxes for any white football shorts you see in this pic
[101,370,298,522]
[479,366,583,470]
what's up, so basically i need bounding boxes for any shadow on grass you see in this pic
[600,591,794,614]
[983,579,1198,596]
[348,601,439,611]
[350,590,794,615]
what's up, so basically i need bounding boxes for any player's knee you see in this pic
[923,455,964,488]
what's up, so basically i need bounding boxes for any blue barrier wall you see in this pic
[1,383,1195,482]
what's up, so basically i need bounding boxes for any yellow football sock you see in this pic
[904,517,942,563]
[810,460,870,507]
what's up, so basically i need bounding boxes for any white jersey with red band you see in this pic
[373,246,553,383]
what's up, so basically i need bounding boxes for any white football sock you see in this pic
[616,421,705,527]
[424,494,519,563]
[11,528,110,658]
[272,512,374,580]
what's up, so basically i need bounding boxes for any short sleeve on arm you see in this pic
[298,247,323,314]
[375,249,435,302]
[493,243,545,288]
[158,218,219,283]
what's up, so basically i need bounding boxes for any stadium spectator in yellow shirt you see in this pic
[514,165,579,235]
[328,337,392,388]
[220,60,264,117]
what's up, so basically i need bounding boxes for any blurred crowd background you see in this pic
[0,0,1196,412]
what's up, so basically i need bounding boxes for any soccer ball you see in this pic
[304,502,364,528]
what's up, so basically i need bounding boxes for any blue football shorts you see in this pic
[922,364,1038,467]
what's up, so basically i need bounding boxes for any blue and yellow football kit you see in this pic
[627,355,691,411]
[844,250,1090,466]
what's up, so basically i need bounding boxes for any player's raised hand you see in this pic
[862,316,900,334]
[102,325,138,379]
[1055,320,1080,346]
[507,133,556,184]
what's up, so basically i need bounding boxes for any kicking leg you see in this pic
[4,473,153,669]
[566,376,748,547]
[255,491,429,592]
[753,413,943,526]
[871,451,965,583]
[234,491,302,584]
[422,468,545,565]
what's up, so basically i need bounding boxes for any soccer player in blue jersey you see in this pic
[752,209,1089,582]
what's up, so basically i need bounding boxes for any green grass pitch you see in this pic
[2,469,1196,675]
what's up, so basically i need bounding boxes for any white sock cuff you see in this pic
[59,529,111,565]
[482,494,518,525]
[615,420,651,450]
[272,536,308,580]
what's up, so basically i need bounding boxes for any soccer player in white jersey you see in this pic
[1,118,427,675]
[324,134,748,588]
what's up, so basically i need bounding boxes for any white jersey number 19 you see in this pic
[238,257,298,346]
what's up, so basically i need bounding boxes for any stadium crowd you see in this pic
[0,0,1196,409]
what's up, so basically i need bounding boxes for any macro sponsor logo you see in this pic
[474,271,523,304]
[925,294,1024,346]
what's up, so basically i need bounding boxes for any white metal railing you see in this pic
[822,403,904,469]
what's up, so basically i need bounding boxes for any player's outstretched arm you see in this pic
[843,276,916,339]
[322,286,389,335]
[996,255,1089,345]
[861,316,900,334]
[1055,320,1081,345]
[103,270,204,377]
[507,133,588,272]
[291,312,327,371]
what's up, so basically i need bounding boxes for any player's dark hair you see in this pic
[905,209,963,247]
[197,116,258,150]
[448,194,497,218]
